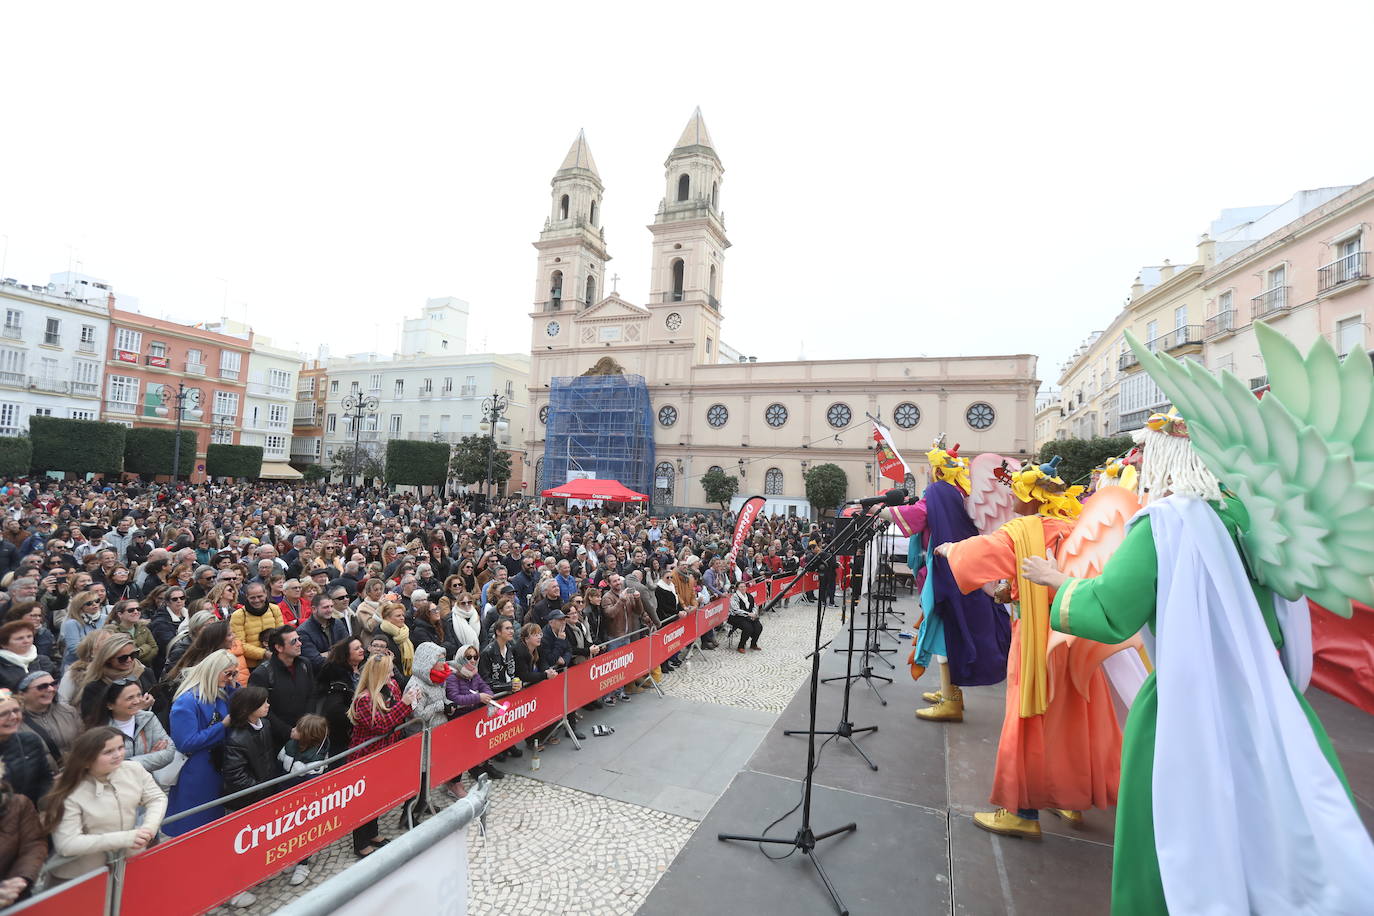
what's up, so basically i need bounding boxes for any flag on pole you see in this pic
[872,420,910,483]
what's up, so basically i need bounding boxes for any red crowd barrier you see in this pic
[650,612,698,667]
[10,868,106,916]
[698,596,729,633]
[566,638,653,708]
[428,674,567,784]
[120,738,422,916]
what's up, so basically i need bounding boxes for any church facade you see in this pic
[525,110,1039,514]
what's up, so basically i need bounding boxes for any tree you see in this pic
[1036,435,1133,488]
[385,439,450,487]
[30,417,126,475]
[331,445,384,484]
[301,463,329,483]
[700,467,739,510]
[449,435,511,490]
[804,463,848,514]
[123,428,197,478]
[205,444,265,480]
[0,437,32,477]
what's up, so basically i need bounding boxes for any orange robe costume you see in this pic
[946,517,1121,812]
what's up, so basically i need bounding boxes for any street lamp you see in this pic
[479,390,510,502]
[340,393,379,485]
[154,382,203,483]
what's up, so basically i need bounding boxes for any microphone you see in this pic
[844,488,908,508]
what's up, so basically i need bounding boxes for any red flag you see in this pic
[731,495,766,558]
[872,421,909,483]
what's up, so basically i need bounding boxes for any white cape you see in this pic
[1141,495,1374,915]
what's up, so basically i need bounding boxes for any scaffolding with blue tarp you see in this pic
[542,374,655,497]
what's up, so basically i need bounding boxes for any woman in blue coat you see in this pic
[165,648,238,836]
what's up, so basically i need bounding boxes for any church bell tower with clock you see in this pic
[531,130,611,354]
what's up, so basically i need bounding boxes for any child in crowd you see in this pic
[274,713,330,887]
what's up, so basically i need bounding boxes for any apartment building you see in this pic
[105,307,252,482]
[1203,181,1372,385]
[0,272,110,433]
[290,360,328,469]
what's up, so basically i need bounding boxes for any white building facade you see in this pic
[243,338,302,473]
[318,299,531,481]
[0,273,110,433]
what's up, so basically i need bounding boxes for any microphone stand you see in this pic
[825,513,894,705]
[718,505,883,916]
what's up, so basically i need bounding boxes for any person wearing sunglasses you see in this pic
[148,588,189,676]
[443,643,502,785]
[58,590,107,669]
[16,671,80,768]
[103,600,157,668]
[75,633,155,713]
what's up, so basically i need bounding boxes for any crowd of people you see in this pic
[0,477,832,909]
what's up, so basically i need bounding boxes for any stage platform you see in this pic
[641,594,1374,915]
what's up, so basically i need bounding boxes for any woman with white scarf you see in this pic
[441,593,481,651]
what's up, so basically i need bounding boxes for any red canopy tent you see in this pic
[540,478,649,503]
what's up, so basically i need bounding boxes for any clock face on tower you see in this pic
[545,321,560,337]
[665,312,683,331]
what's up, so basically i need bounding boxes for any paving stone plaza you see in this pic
[210,599,845,915]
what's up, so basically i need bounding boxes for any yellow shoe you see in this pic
[915,688,963,722]
[921,690,943,704]
[650,666,664,684]
[1050,809,1083,827]
[973,809,1042,840]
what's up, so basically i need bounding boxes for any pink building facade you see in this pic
[104,308,251,482]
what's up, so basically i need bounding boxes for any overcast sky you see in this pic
[3,2,1372,385]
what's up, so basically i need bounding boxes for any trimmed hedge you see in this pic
[385,439,449,486]
[206,444,264,480]
[123,427,197,478]
[30,416,126,475]
[0,437,32,477]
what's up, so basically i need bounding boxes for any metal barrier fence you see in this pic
[26,573,821,915]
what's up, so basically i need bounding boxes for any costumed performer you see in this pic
[880,438,1010,722]
[1021,325,1374,915]
[936,457,1121,838]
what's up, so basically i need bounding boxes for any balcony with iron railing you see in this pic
[1250,375,1269,391]
[1149,324,1204,353]
[104,399,137,415]
[419,387,434,399]
[43,332,60,347]
[185,360,207,375]
[0,369,25,387]
[1117,350,1139,372]
[459,385,477,397]
[1205,309,1237,339]
[219,367,240,381]
[1318,251,1369,294]
[27,377,68,394]
[2,325,22,340]
[1251,286,1292,320]
[71,381,98,397]
[78,340,96,353]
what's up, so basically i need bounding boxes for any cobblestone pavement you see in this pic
[659,599,851,713]
[208,596,853,914]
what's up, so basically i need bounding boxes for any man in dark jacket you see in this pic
[297,594,351,672]
[510,556,537,610]
[248,626,315,750]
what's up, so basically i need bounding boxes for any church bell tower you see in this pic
[531,130,611,352]
[646,108,730,364]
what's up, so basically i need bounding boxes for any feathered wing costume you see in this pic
[1049,323,1374,915]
